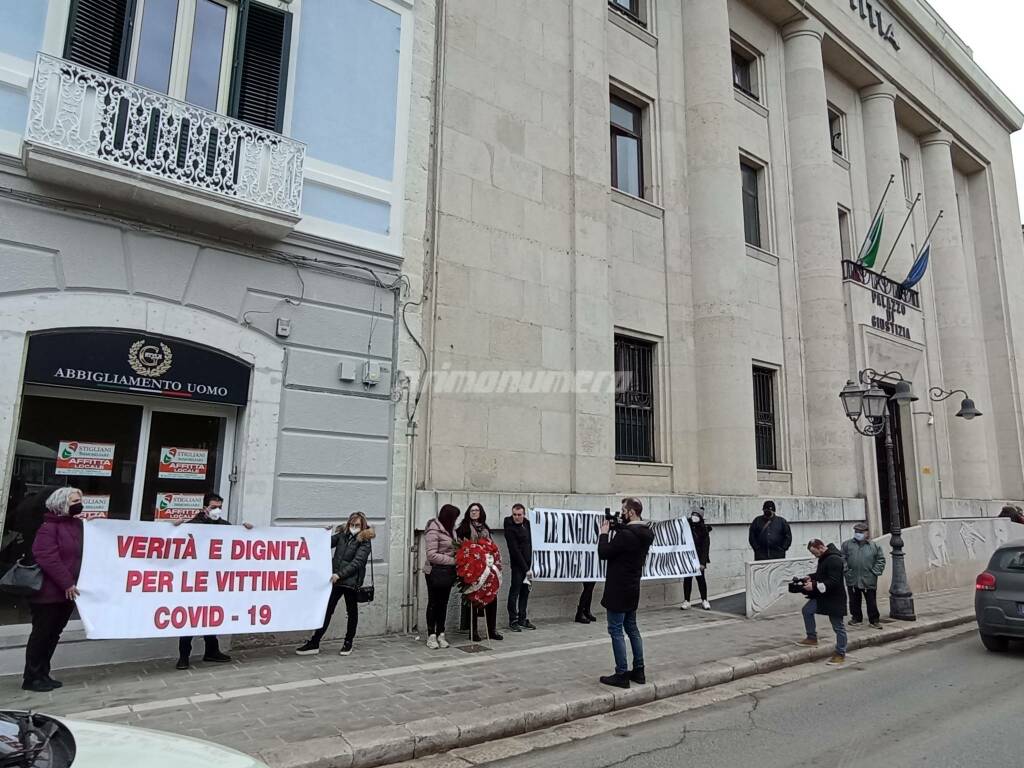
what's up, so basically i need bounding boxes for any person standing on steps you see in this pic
[841,522,885,629]
[576,582,597,624]
[503,503,535,632]
[296,511,375,657]
[748,500,792,561]
[796,539,848,666]
[456,502,503,641]
[681,508,712,611]
[423,504,460,650]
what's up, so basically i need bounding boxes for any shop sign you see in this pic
[158,447,209,480]
[55,440,115,477]
[154,492,205,522]
[24,330,251,406]
[81,495,110,519]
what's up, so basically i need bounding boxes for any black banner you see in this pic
[24,329,252,406]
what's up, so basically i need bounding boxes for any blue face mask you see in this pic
[853,532,866,542]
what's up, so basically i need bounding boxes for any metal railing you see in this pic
[25,53,304,217]
[841,259,921,309]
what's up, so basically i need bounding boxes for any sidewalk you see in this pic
[0,589,974,767]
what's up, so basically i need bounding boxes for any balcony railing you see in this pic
[841,260,920,309]
[24,53,304,220]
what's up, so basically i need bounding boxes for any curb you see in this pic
[258,610,974,768]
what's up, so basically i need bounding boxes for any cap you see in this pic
[762,500,776,512]
[853,522,869,532]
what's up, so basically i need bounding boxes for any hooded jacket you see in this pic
[748,513,792,560]
[809,543,848,617]
[31,512,83,604]
[332,527,375,590]
[841,537,886,590]
[598,521,655,613]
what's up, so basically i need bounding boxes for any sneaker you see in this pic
[175,658,189,671]
[437,633,450,649]
[599,673,631,689]
[849,619,863,626]
[44,676,63,689]
[795,638,818,647]
[701,600,711,610]
[21,679,55,693]
[509,623,522,632]
[826,654,846,666]
[490,631,504,641]
[681,601,691,611]
[870,622,884,629]
[295,641,320,656]
[426,634,439,650]
[521,620,537,630]
[202,652,232,663]
[630,666,646,685]
[339,640,353,656]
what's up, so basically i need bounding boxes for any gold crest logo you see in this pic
[128,340,173,378]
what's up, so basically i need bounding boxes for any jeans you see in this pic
[424,570,454,636]
[23,601,75,683]
[802,599,847,656]
[507,568,530,624]
[606,610,644,675]
[178,634,221,660]
[310,584,358,646]
[683,574,707,601]
[848,586,879,624]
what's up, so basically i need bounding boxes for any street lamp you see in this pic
[929,387,983,420]
[839,368,918,621]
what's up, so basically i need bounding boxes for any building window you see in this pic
[731,43,758,101]
[740,160,762,248]
[828,106,845,156]
[752,366,778,470]
[838,207,853,261]
[64,0,292,131]
[901,154,913,201]
[615,336,656,463]
[609,0,644,26]
[610,95,644,198]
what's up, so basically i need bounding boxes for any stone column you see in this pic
[681,0,756,494]
[920,131,992,500]
[782,19,859,498]
[861,83,911,277]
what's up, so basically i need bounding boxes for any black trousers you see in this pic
[578,582,595,616]
[424,571,454,636]
[310,584,358,645]
[23,601,75,683]
[683,574,708,601]
[848,586,879,624]
[507,568,530,624]
[179,634,221,660]
[471,601,497,640]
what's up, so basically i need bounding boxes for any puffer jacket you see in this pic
[332,527,375,589]
[841,538,886,590]
[31,512,83,604]
[423,519,457,575]
[809,543,848,617]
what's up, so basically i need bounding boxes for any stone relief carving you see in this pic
[993,519,1011,549]
[958,521,986,560]
[927,522,950,568]
[746,557,816,617]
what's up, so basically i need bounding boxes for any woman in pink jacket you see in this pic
[423,504,460,649]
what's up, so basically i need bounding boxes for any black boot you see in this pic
[575,611,589,624]
[630,666,646,685]
[599,672,631,689]
[584,611,597,622]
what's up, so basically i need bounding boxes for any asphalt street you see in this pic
[492,631,1023,768]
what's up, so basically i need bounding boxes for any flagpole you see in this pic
[857,174,896,263]
[879,193,922,276]
[901,210,944,287]
[919,210,944,251]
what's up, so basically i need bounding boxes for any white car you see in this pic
[0,711,268,768]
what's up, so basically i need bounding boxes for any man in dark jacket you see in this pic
[598,497,655,689]
[503,503,535,631]
[748,500,792,560]
[796,539,848,665]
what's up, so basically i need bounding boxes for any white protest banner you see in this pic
[528,508,701,582]
[76,520,332,639]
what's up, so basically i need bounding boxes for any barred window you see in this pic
[615,336,655,463]
[753,366,778,470]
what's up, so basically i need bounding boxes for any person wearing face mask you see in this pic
[23,487,84,692]
[297,511,375,657]
[681,508,712,610]
[175,492,252,670]
[748,500,792,561]
[456,503,503,642]
[841,522,886,628]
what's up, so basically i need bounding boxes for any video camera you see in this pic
[787,576,808,594]
[604,506,624,530]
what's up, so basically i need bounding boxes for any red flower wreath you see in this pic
[455,538,502,607]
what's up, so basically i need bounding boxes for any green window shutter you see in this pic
[229,0,292,133]
[63,0,138,78]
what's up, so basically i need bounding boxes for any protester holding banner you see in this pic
[682,508,712,611]
[296,512,374,657]
[423,504,460,649]
[456,503,502,641]
[503,503,535,632]
[23,487,84,693]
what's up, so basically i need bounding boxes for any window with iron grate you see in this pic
[615,336,656,463]
[752,366,778,470]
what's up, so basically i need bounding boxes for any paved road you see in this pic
[492,632,1023,768]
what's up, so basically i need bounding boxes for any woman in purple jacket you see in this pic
[23,487,84,692]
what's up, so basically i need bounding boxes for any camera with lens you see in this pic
[787,576,807,594]
[604,506,624,529]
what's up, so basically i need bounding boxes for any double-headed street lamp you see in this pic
[839,370,983,622]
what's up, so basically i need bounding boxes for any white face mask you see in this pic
[853,532,866,541]
[349,525,362,534]
[207,507,223,521]
[690,515,701,523]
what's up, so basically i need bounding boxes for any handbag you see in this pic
[355,540,375,603]
[0,558,43,595]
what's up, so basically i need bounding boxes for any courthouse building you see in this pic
[0,0,428,666]
[408,0,1024,613]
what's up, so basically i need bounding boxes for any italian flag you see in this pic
[858,212,884,269]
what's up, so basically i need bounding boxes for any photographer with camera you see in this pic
[597,497,654,689]
[795,539,848,666]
